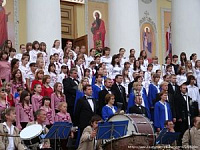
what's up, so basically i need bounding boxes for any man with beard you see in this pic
[91,12,106,48]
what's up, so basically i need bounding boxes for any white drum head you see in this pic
[108,114,136,136]
[20,124,42,140]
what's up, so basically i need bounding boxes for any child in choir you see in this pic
[19,55,29,83]
[122,69,131,96]
[92,74,104,100]
[88,61,96,77]
[42,75,53,98]
[39,42,48,64]
[55,102,72,122]
[29,41,41,63]
[67,51,75,70]
[50,40,64,63]
[171,55,179,74]
[165,65,174,76]
[76,57,85,81]
[11,58,19,73]
[176,66,187,86]
[16,90,34,130]
[144,64,153,82]
[84,69,92,85]
[40,96,54,128]
[4,82,15,107]
[26,62,37,92]
[190,53,197,67]
[185,60,195,75]
[11,69,25,96]
[0,87,9,122]
[47,63,58,88]
[133,60,141,73]
[100,47,112,70]
[179,52,187,67]
[152,56,161,73]
[51,82,66,116]
[110,54,122,79]
[154,91,172,132]
[8,48,16,62]
[36,58,45,71]
[31,69,45,96]
[140,50,149,68]
[26,42,33,53]
[15,44,27,61]
[54,53,62,74]
[162,56,175,75]
[0,51,11,82]
[86,48,96,67]
[138,56,147,72]
[129,54,135,70]
[57,65,69,84]
[32,84,43,112]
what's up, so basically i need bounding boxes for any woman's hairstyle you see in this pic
[90,115,102,126]
[26,42,32,52]
[12,69,23,84]
[35,70,44,80]
[19,90,30,107]
[42,96,51,106]
[186,75,196,85]
[54,82,64,97]
[0,51,9,61]
[58,101,67,110]
[133,60,141,71]
[39,42,47,53]
[11,58,19,72]
[190,53,197,61]
[111,54,120,67]
[42,75,51,84]
[52,40,60,48]
[78,77,89,91]
[139,50,147,59]
[32,41,40,50]
[159,91,168,97]
[122,69,130,82]
[105,93,115,104]
[177,66,185,75]
[48,63,56,74]
[180,52,187,66]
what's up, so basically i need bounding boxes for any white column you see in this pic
[108,0,140,57]
[172,0,200,58]
[27,0,61,52]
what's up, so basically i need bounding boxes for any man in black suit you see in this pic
[74,84,97,135]
[63,68,79,121]
[168,74,179,95]
[111,74,127,111]
[174,84,198,145]
[98,78,113,115]
[129,94,148,117]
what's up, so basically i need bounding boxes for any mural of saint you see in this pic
[142,27,152,53]
[0,0,10,47]
[166,22,172,57]
[91,11,106,49]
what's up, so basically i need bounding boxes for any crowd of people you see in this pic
[0,39,200,149]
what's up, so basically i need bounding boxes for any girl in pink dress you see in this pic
[16,90,34,130]
[0,51,11,82]
[51,82,66,116]
[11,69,25,96]
[55,102,72,122]
[40,96,54,128]
[31,84,43,112]
[0,87,9,122]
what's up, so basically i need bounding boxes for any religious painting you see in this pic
[0,0,15,48]
[164,11,172,57]
[140,23,155,60]
[88,1,108,50]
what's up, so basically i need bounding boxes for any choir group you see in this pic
[0,39,200,149]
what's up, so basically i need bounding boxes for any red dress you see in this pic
[31,80,45,96]
[44,86,53,98]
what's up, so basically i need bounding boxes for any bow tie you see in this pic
[182,94,186,97]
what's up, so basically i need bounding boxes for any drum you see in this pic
[20,124,43,147]
[107,114,155,146]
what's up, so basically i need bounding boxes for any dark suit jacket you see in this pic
[74,96,96,129]
[129,105,148,117]
[168,83,179,96]
[111,83,127,110]
[174,93,198,121]
[98,89,110,115]
[63,77,79,107]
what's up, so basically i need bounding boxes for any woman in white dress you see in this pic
[50,40,64,63]
[176,66,187,86]
[100,47,112,70]
[110,54,122,79]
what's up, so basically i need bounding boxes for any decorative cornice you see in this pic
[89,0,108,3]
[141,0,152,4]
[139,11,157,33]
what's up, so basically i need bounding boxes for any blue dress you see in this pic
[92,84,104,100]
[73,90,84,113]
[147,83,160,108]
[102,105,118,121]
[154,101,172,130]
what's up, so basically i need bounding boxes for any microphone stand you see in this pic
[186,92,191,150]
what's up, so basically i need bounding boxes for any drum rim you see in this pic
[20,124,43,140]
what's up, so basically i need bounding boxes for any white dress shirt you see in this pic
[3,122,15,150]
